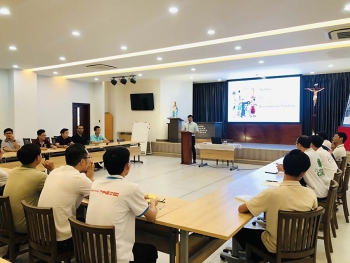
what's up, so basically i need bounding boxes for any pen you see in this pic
[266,180,278,183]
[159,205,166,210]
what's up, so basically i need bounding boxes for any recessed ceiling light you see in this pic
[121,46,127,50]
[13,65,18,68]
[0,7,10,15]
[191,68,196,71]
[72,31,80,36]
[138,73,142,77]
[344,4,350,11]
[94,78,98,81]
[190,77,193,79]
[310,72,315,74]
[259,60,264,64]
[157,57,163,61]
[235,46,242,50]
[218,79,221,81]
[59,57,66,61]
[207,30,215,35]
[169,7,178,13]
[328,64,334,67]
[9,45,17,50]
[53,71,58,75]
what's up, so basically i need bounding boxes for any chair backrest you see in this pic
[51,137,56,144]
[333,169,342,185]
[31,138,38,144]
[68,216,117,263]
[21,201,57,255]
[323,180,339,222]
[0,196,15,238]
[342,163,350,193]
[45,137,50,143]
[23,138,31,145]
[276,207,324,260]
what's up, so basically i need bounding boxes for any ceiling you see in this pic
[1,0,350,83]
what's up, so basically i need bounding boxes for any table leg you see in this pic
[180,230,189,263]
[169,228,176,263]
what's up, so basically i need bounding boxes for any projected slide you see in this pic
[343,95,350,125]
[228,76,301,123]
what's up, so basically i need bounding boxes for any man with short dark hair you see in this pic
[310,135,338,180]
[34,129,57,150]
[72,125,89,145]
[235,149,317,262]
[182,115,199,163]
[332,132,347,161]
[317,131,332,150]
[1,128,21,152]
[86,147,158,263]
[90,125,109,144]
[4,144,54,233]
[38,144,94,251]
[55,128,74,148]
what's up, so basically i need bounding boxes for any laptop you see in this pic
[211,137,222,144]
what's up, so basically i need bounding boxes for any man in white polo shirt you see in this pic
[38,144,94,252]
[310,135,338,180]
[332,132,347,161]
[182,114,199,163]
[235,149,317,262]
[86,147,158,263]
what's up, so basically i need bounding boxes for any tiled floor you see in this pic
[2,155,350,262]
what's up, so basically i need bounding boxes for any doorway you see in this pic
[72,103,90,139]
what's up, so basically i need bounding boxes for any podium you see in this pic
[167,118,184,142]
[180,131,192,164]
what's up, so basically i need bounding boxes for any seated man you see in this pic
[1,128,21,152]
[332,132,347,161]
[0,168,8,195]
[72,125,89,145]
[235,149,317,263]
[90,126,110,145]
[310,135,338,180]
[38,144,94,251]
[55,128,74,148]
[278,136,330,200]
[34,129,57,150]
[4,144,54,233]
[86,147,158,263]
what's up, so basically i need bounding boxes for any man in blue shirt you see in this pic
[90,126,110,145]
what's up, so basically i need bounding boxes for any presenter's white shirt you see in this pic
[38,166,92,241]
[304,148,330,198]
[0,169,8,187]
[316,148,338,180]
[86,175,149,263]
[333,144,346,161]
[182,122,199,136]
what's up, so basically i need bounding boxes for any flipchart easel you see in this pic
[131,122,151,155]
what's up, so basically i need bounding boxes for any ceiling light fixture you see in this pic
[310,72,315,74]
[328,64,334,67]
[191,68,196,71]
[129,76,137,84]
[111,78,117,86]
[190,77,193,79]
[53,71,58,75]
[120,77,127,85]
[207,30,215,35]
[169,7,178,13]
[72,31,80,36]
[259,60,264,64]
[235,46,242,50]
[94,78,99,81]
[121,46,127,50]
[59,57,66,61]
[13,65,18,68]
[345,5,350,11]
[9,45,17,50]
[0,7,10,15]
[157,57,163,61]
[138,73,142,77]
[218,79,221,81]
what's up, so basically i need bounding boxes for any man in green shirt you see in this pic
[4,144,54,233]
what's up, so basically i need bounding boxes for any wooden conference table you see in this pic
[0,141,143,169]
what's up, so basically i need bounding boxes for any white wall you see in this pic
[91,82,105,134]
[0,69,11,130]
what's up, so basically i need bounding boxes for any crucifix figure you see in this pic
[305,84,325,107]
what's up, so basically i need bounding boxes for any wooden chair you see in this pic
[0,196,28,261]
[21,201,74,263]
[331,170,342,230]
[31,138,38,144]
[246,207,324,263]
[51,137,56,144]
[22,138,31,145]
[318,180,339,263]
[337,157,347,185]
[68,216,117,263]
[337,163,350,223]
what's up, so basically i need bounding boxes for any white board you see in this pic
[131,122,150,155]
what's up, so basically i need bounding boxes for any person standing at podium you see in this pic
[182,115,199,163]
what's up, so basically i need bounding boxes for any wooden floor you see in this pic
[2,155,350,263]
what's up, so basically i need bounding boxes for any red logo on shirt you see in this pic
[91,189,119,197]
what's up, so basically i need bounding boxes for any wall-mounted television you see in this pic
[130,93,154,111]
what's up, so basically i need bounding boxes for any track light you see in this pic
[120,77,127,85]
[130,76,137,84]
[111,78,117,86]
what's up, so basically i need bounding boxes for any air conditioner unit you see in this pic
[327,28,350,40]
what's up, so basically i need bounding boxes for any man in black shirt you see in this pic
[72,125,89,145]
[55,128,74,148]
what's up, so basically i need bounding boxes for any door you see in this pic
[72,103,90,139]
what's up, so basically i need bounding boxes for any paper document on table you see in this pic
[262,181,280,187]
[235,195,253,202]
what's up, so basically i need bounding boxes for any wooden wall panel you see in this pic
[226,124,301,144]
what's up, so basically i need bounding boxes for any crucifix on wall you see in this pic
[305,83,325,134]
